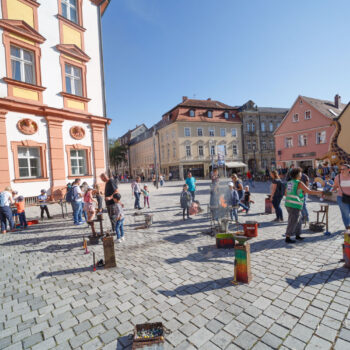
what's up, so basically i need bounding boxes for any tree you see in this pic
[109,139,128,175]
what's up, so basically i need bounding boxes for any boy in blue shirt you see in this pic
[185,172,196,201]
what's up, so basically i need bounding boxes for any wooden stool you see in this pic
[313,204,330,235]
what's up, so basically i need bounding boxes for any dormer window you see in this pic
[208,110,213,118]
[224,112,229,119]
[189,109,195,117]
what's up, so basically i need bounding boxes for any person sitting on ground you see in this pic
[111,193,125,243]
[38,189,52,220]
[180,184,192,220]
[225,182,239,222]
[15,196,27,229]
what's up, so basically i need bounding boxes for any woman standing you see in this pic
[285,167,320,243]
[270,170,284,222]
[332,164,350,230]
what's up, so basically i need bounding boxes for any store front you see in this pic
[183,164,204,178]
[169,166,179,180]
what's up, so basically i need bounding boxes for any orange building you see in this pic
[0,0,111,199]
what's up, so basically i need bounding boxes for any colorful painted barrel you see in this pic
[265,198,274,214]
[344,233,350,268]
[243,221,258,237]
[234,243,252,283]
[216,233,235,249]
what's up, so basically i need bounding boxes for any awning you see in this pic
[225,161,248,168]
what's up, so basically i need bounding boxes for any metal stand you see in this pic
[313,204,330,235]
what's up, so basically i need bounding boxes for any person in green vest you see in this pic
[285,167,321,243]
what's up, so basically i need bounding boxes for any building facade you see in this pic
[274,95,346,170]
[129,97,244,180]
[0,0,110,198]
[238,101,288,172]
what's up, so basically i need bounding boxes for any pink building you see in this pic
[274,95,346,170]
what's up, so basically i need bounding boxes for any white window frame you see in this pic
[298,134,307,147]
[197,128,203,137]
[246,123,250,132]
[220,128,226,137]
[269,122,274,132]
[70,149,87,176]
[285,137,293,148]
[231,128,237,137]
[198,145,204,156]
[209,128,215,137]
[292,114,299,122]
[18,147,41,178]
[184,127,191,137]
[316,131,326,144]
[62,0,78,24]
[210,145,215,155]
[65,63,82,96]
[224,112,229,119]
[185,145,191,157]
[10,46,35,84]
[305,110,312,120]
[189,109,195,117]
[207,110,213,118]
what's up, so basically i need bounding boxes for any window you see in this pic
[220,128,226,137]
[251,123,255,132]
[189,109,195,117]
[262,141,267,150]
[261,122,265,132]
[269,122,274,132]
[252,141,256,149]
[166,133,169,140]
[184,127,191,137]
[298,134,307,147]
[18,147,41,178]
[305,111,311,120]
[224,112,229,119]
[270,140,274,149]
[62,0,78,23]
[208,110,213,118]
[276,122,281,128]
[167,147,170,160]
[210,145,215,155]
[198,145,204,156]
[10,46,35,84]
[292,114,299,122]
[246,123,250,132]
[231,128,237,137]
[209,128,215,137]
[232,145,238,155]
[197,128,203,136]
[70,149,87,175]
[172,130,176,138]
[247,141,251,150]
[285,137,293,148]
[262,159,267,169]
[186,145,191,157]
[316,131,326,144]
[65,64,82,96]
[173,146,176,157]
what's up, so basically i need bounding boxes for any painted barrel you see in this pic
[243,221,258,237]
[216,233,235,249]
[344,233,350,268]
[234,243,252,283]
[265,198,274,214]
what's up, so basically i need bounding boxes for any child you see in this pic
[111,193,125,243]
[15,196,27,229]
[321,175,334,201]
[84,186,97,222]
[180,184,192,220]
[225,182,239,222]
[242,185,255,209]
[38,189,52,220]
[142,185,150,208]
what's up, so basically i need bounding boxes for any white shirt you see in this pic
[73,186,82,202]
[1,191,12,206]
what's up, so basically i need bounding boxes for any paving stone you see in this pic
[290,323,314,343]
[334,338,350,350]
[234,331,258,349]
[305,335,332,350]
[210,330,233,349]
[188,328,214,348]
[22,333,44,349]
[283,335,306,350]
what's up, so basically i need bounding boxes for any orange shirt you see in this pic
[15,202,25,213]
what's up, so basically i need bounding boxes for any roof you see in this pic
[257,107,289,114]
[301,96,346,119]
[179,99,237,110]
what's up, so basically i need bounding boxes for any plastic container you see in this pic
[243,221,258,237]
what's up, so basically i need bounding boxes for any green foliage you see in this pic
[109,139,128,173]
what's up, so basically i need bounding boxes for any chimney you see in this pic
[335,94,341,109]
[182,96,188,102]
[207,98,211,101]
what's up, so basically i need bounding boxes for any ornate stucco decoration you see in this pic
[17,118,38,135]
[70,126,85,140]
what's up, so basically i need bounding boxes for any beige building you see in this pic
[129,97,244,180]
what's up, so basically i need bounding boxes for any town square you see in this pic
[1,0,350,349]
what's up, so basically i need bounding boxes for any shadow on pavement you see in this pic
[0,234,85,246]
[116,335,132,350]
[20,241,82,253]
[37,266,93,278]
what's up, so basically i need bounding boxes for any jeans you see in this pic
[134,192,141,209]
[286,206,302,237]
[239,201,249,211]
[40,205,51,219]
[189,191,195,201]
[18,212,27,227]
[81,202,87,221]
[107,204,116,231]
[248,178,255,188]
[115,218,124,239]
[183,207,189,219]
[272,196,283,220]
[301,195,309,222]
[230,208,238,221]
[72,201,83,224]
[337,196,350,229]
[0,206,15,232]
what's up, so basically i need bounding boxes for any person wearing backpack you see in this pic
[270,170,285,222]
[71,178,83,225]
[0,186,15,234]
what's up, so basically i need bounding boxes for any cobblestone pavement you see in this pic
[1,180,350,350]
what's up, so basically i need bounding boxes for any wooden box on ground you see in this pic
[103,236,116,268]
[132,322,165,350]
[235,243,252,283]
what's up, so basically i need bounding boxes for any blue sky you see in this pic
[101,0,350,138]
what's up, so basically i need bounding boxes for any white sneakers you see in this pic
[116,237,125,243]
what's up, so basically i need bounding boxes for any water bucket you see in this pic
[243,221,258,237]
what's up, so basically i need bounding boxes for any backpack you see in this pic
[0,192,6,207]
[276,180,286,197]
[65,187,75,203]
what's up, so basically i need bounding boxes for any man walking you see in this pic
[100,173,118,231]
[186,172,196,201]
[72,179,83,225]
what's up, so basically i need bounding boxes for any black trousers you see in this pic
[183,208,189,219]
[40,205,51,218]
